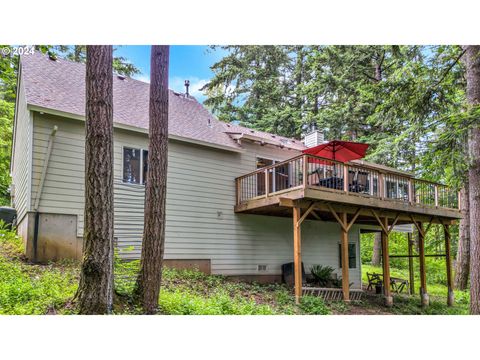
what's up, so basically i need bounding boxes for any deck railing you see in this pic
[235,154,459,210]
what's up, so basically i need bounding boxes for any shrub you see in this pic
[310,264,342,288]
[0,221,23,256]
[0,224,78,314]
[158,289,276,315]
[299,295,330,315]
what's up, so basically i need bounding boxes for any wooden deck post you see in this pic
[264,169,269,198]
[293,206,302,304]
[407,232,415,295]
[343,165,349,192]
[340,212,350,301]
[408,179,414,204]
[381,217,393,306]
[302,155,308,188]
[379,173,385,199]
[444,224,454,306]
[418,223,429,307]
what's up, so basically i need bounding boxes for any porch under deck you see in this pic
[235,154,462,307]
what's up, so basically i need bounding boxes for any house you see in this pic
[11,52,461,305]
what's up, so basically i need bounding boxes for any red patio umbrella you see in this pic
[302,140,369,163]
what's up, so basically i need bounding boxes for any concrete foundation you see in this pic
[163,259,211,274]
[226,274,283,284]
[17,212,83,262]
[421,290,430,307]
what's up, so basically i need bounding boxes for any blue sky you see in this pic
[114,45,226,103]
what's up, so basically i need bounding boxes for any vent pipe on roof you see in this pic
[184,80,190,97]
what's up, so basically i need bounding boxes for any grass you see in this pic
[0,224,470,315]
[0,225,78,315]
[362,264,469,315]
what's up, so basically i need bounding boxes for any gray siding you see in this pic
[11,73,32,222]
[30,113,362,287]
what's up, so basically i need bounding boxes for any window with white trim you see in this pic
[123,147,148,184]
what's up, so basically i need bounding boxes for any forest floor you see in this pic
[0,226,470,315]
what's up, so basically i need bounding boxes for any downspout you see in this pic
[32,125,58,262]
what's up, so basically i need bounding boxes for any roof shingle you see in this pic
[21,52,242,150]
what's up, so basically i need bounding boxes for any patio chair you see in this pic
[366,272,383,291]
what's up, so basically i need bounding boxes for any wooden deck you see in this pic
[235,154,459,306]
[235,154,461,225]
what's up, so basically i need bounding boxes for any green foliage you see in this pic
[0,222,469,315]
[0,225,78,314]
[0,100,14,205]
[310,264,342,288]
[159,289,275,315]
[0,220,23,254]
[53,45,141,77]
[298,295,330,315]
[204,45,468,188]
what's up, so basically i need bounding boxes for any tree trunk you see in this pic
[76,46,114,314]
[454,184,470,290]
[372,232,382,266]
[134,45,169,314]
[464,45,480,314]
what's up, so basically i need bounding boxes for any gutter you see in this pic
[27,105,246,154]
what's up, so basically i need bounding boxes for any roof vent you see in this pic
[185,80,190,97]
[257,264,267,272]
[48,53,57,61]
[117,74,126,81]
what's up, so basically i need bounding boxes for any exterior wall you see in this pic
[31,113,85,234]
[11,69,32,223]
[28,112,363,287]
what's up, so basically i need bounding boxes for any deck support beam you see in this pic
[443,223,454,306]
[327,204,361,302]
[381,217,393,307]
[340,212,350,302]
[418,223,429,307]
[370,210,400,306]
[407,232,415,295]
[411,215,434,307]
[293,206,302,304]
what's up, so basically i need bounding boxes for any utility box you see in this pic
[0,207,17,229]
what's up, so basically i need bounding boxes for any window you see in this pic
[142,150,148,184]
[123,147,148,184]
[338,243,357,269]
[256,157,292,195]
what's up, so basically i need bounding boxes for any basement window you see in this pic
[338,243,357,269]
[123,147,148,184]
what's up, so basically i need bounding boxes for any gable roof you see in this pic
[20,52,245,151]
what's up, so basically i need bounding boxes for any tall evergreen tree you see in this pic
[134,45,170,313]
[76,45,115,314]
[463,45,480,314]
